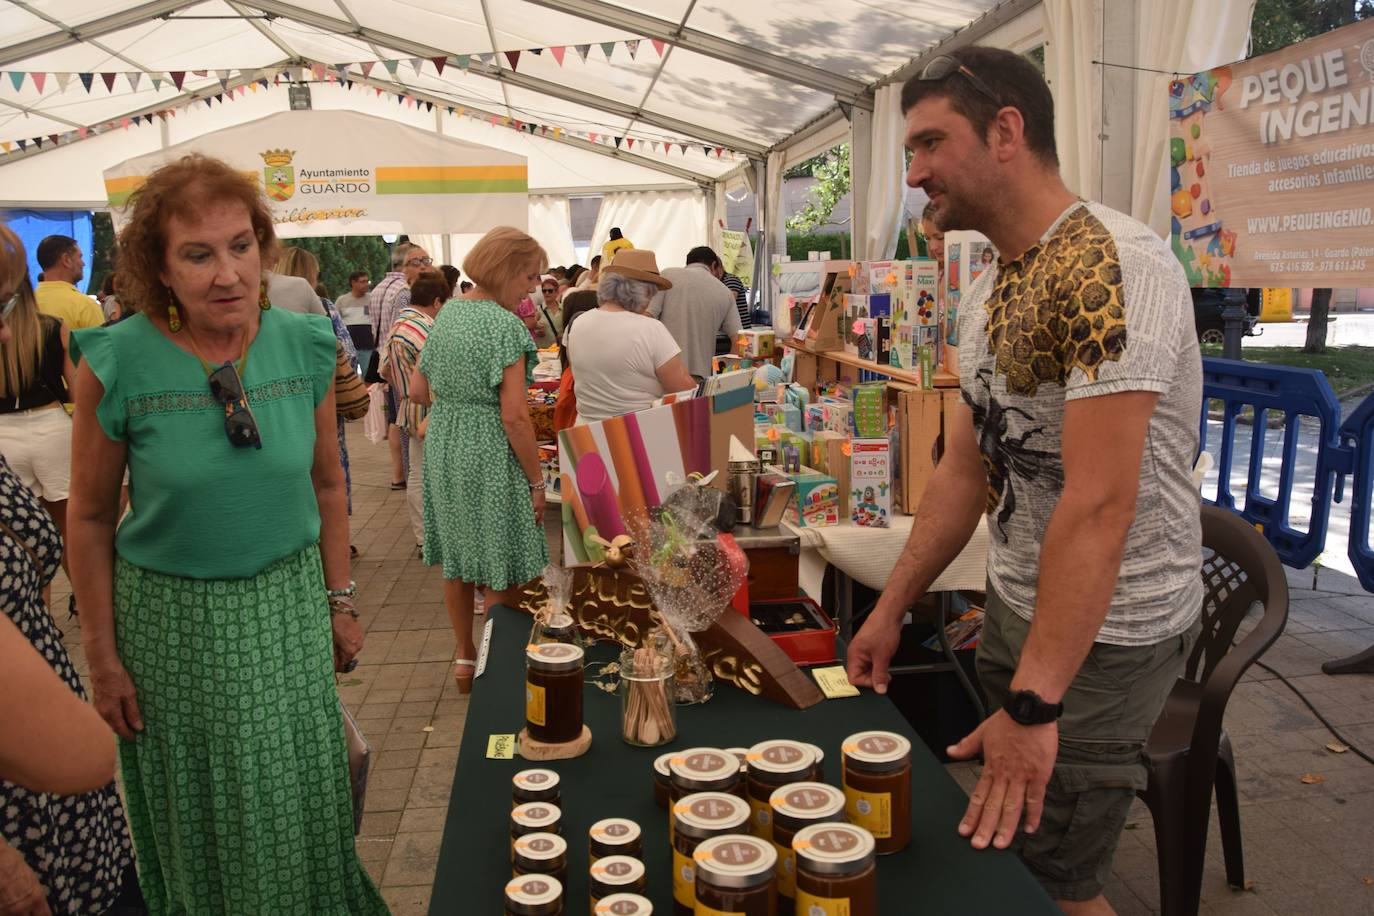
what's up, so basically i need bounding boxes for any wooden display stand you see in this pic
[516,725,593,761]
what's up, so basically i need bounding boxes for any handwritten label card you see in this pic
[812,666,860,699]
[487,734,515,759]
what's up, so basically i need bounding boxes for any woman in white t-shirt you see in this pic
[563,249,695,424]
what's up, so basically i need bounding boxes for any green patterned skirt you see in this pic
[113,545,389,916]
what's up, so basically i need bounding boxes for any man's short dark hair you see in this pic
[589,255,602,268]
[348,270,368,284]
[900,47,1057,166]
[685,246,722,269]
[37,235,78,270]
[609,227,623,240]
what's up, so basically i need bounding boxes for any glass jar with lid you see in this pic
[801,742,826,781]
[652,751,674,809]
[592,892,652,915]
[512,768,561,808]
[670,792,751,916]
[793,822,877,916]
[512,832,568,887]
[538,611,577,644]
[589,818,642,865]
[588,854,647,907]
[511,802,562,858]
[841,730,911,854]
[692,834,778,916]
[744,739,817,842]
[526,643,585,744]
[769,781,846,912]
[667,748,742,841]
[505,873,563,916]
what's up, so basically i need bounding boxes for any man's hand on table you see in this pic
[845,606,904,694]
[947,711,1057,850]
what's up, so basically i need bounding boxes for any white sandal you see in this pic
[453,658,477,694]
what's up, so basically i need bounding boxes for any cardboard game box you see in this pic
[849,438,892,528]
[774,465,840,528]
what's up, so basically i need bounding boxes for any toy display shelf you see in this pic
[788,340,958,389]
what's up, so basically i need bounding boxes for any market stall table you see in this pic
[428,603,1055,915]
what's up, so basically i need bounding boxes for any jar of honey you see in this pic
[667,748,741,842]
[513,768,562,808]
[513,832,568,886]
[692,834,778,916]
[540,611,576,643]
[505,873,563,915]
[802,742,826,781]
[724,747,749,779]
[670,792,750,916]
[589,818,642,865]
[744,739,817,842]
[793,822,877,916]
[592,892,653,915]
[652,751,674,810]
[526,643,585,744]
[768,781,846,912]
[588,855,647,907]
[511,803,562,858]
[841,730,911,854]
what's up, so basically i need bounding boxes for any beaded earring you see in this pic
[259,281,271,311]
[166,288,182,332]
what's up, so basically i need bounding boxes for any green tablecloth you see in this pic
[428,605,1056,914]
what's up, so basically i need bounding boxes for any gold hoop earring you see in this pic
[259,281,271,311]
[166,288,182,332]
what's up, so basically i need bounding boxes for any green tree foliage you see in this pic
[89,212,115,293]
[291,236,393,299]
[786,144,850,234]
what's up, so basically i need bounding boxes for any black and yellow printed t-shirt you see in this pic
[958,201,1203,646]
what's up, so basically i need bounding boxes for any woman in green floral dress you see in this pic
[408,226,549,692]
[66,155,388,915]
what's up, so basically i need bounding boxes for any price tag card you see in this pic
[811,665,860,699]
[487,734,516,759]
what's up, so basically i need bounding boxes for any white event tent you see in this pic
[0,0,1256,296]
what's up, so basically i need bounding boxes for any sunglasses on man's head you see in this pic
[916,55,1003,108]
[208,362,262,449]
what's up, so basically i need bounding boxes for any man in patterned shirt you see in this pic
[370,242,424,488]
[847,47,1202,912]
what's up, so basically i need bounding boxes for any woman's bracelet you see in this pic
[326,581,357,599]
[529,480,547,491]
[328,595,359,619]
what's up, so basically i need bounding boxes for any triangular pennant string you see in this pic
[431,57,447,75]
[625,40,640,59]
[625,137,635,150]
[127,72,142,92]
[588,132,598,144]
[335,65,350,82]
[575,45,590,63]
[101,72,117,92]
[8,72,25,91]
[504,50,521,71]
[1,141,11,153]
[55,72,72,92]
[613,136,622,148]
[80,72,95,92]
[652,39,666,56]
[31,72,46,93]
[714,147,723,158]
[600,42,616,61]
[409,58,424,75]
[550,47,565,66]
[383,60,399,77]
[16,139,27,151]
[456,55,470,70]
[311,63,326,81]
[479,53,495,67]
[359,61,375,78]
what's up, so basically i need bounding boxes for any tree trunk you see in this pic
[1304,288,1332,354]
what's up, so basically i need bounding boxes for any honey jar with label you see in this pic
[513,768,562,808]
[511,803,562,857]
[513,832,569,886]
[539,611,576,643]
[653,751,674,809]
[840,730,911,854]
[588,854,647,907]
[802,743,825,781]
[589,818,642,865]
[670,792,751,916]
[692,834,778,916]
[525,643,585,744]
[593,892,653,915]
[769,782,846,913]
[505,873,564,916]
[793,822,876,916]
[744,739,817,842]
[667,748,742,842]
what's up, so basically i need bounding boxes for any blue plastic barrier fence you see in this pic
[1199,357,1354,569]
[1338,392,1374,591]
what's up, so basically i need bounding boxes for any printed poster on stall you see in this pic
[720,229,755,283]
[1168,18,1374,287]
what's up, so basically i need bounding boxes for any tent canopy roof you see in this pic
[0,0,1015,201]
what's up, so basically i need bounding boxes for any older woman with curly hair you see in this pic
[66,155,388,915]
[562,249,694,424]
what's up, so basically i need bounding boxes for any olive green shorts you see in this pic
[975,583,1199,901]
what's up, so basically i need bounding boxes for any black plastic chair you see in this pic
[1138,504,1289,916]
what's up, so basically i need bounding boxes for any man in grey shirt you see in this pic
[648,246,741,381]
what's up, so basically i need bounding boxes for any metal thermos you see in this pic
[728,458,761,525]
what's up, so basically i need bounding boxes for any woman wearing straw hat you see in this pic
[562,249,695,424]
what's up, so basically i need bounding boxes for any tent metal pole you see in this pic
[0,0,199,67]
[849,106,873,263]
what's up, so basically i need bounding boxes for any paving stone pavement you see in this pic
[50,426,1374,915]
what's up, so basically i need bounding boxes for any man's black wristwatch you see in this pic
[1003,689,1063,725]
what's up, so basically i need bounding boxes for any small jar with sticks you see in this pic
[618,638,677,747]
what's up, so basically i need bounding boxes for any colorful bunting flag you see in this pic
[409,58,424,75]
[625,40,639,59]
[383,60,399,77]
[80,72,95,92]
[7,72,24,91]
[31,72,46,92]
[600,42,616,61]
[360,61,375,78]
[504,50,521,71]
[625,137,635,150]
[575,45,591,63]
[550,47,566,66]
[127,72,142,92]
[100,72,116,92]
[431,57,447,75]
[652,39,666,56]
[456,55,470,70]
[613,136,622,148]
[55,72,73,92]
